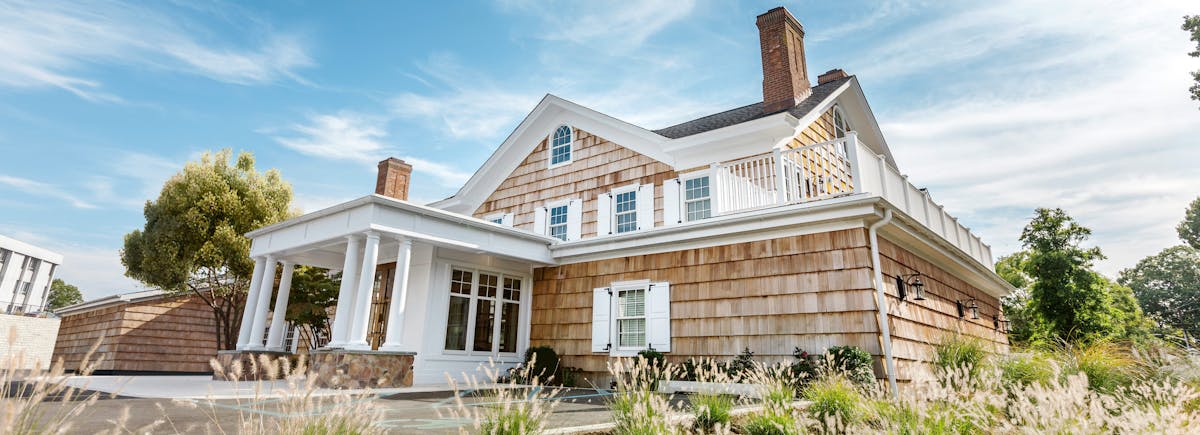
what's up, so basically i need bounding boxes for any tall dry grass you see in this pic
[441,356,564,435]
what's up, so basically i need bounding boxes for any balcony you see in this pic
[709,132,994,268]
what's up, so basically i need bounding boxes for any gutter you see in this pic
[868,208,899,397]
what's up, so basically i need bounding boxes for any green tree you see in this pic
[285,267,340,350]
[45,279,83,312]
[995,252,1042,343]
[1185,15,1200,106]
[1179,196,1200,249]
[121,150,294,349]
[1019,208,1150,342]
[1119,245,1200,341]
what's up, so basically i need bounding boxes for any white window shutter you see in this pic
[596,193,612,236]
[591,287,611,353]
[533,206,547,235]
[567,199,582,241]
[663,178,681,226]
[646,282,671,352]
[501,213,514,226]
[636,184,654,231]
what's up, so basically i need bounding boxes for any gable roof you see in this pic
[653,76,852,139]
[430,75,896,214]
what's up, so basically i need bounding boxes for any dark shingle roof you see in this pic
[652,76,852,139]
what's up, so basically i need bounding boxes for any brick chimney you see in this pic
[818,68,848,85]
[375,157,413,201]
[757,7,810,114]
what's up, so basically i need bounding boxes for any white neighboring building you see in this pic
[0,235,64,315]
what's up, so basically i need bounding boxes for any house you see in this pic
[0,234,63,315]
[230,7,1012,389]
[53,290,221,374]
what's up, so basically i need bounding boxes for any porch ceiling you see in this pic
[245,195,557,268]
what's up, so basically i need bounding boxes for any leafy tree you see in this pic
[1185,15,1200,106]
[285,267,340,350]
[1018,208,1150,342]
[1119,245,1200,341]
[121,150,294,350]
[995,252,1042,343]
[1179,196,1200,249]
[45,279,83,312]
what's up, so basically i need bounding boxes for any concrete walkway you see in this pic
[62,375,468,399]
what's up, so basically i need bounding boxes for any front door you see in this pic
[367,263,395,350]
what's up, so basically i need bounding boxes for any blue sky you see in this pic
[1,0,1198,300]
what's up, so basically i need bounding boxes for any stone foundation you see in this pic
[212,350,300,381]
[308,349,415,389]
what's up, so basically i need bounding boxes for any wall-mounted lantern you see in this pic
[895,273,926,301]
[956,298,980,320]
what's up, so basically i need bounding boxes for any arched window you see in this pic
[832,106,852,138]
[832,106,852,156]
[550,125,572,166]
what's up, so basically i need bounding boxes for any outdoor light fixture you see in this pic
[956,298,980,319]
[895,273,926,301]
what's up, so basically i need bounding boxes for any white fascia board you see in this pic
[552,195,880,263]
[879,219,1015,299]
[0,234,64,265]
[836,78,897,169]
[664,113,800,170]
[247,195,556,265]
[429,94,673,215]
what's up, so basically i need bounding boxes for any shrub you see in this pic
[934,335,989,382]
[742,412,800,435]
[726,347,756,380]
[999,352,1055,388]
[788,347,820,389]
[520,346,559,385]
[802,375,867,426]
[691,392,734,432]
[826,345,876,386]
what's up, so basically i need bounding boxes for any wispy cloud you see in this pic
[0,175,96,209]
[872,0,1200,275]
[0,0,313,102]
[270,111,471,188]
[273,112,392,164]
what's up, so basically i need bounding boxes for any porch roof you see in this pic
[245,195,557,267]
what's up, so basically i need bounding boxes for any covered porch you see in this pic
[230,195,555,387]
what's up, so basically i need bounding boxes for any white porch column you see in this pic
[379,237,412,351]
[265,261,296,351]
[327,235,363,348]
[344,231,381,350]
[236,257,267,350]
[246,255,277,350]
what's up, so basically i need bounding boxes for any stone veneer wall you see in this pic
[0,314,60,370]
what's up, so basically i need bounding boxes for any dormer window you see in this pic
[549,125,573,167]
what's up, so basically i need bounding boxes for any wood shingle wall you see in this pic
[531,229,879,382]
[473,128,678,236]
[53,295,217,373]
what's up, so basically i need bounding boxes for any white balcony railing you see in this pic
[710,132,994,268]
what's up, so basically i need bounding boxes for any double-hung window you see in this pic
[444,267,524,355]
[614,190,638,233]
[549,125,573,167]
[548,205,569,241]
[683,176,712,221]
[591,281,672,355]
[615,287,646,349]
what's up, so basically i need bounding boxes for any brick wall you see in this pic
[0,314,60,370]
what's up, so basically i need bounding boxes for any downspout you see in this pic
[869,208,899,397]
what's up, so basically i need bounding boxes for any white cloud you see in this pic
[870,0,1200,275]
[0,0,313,101]
[273,112,392,164]
[0,175,96,209]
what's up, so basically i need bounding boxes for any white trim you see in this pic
[483,212,507,225]
[679,170,715,223]
[609,183,641,235]
[610,280,651,357]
